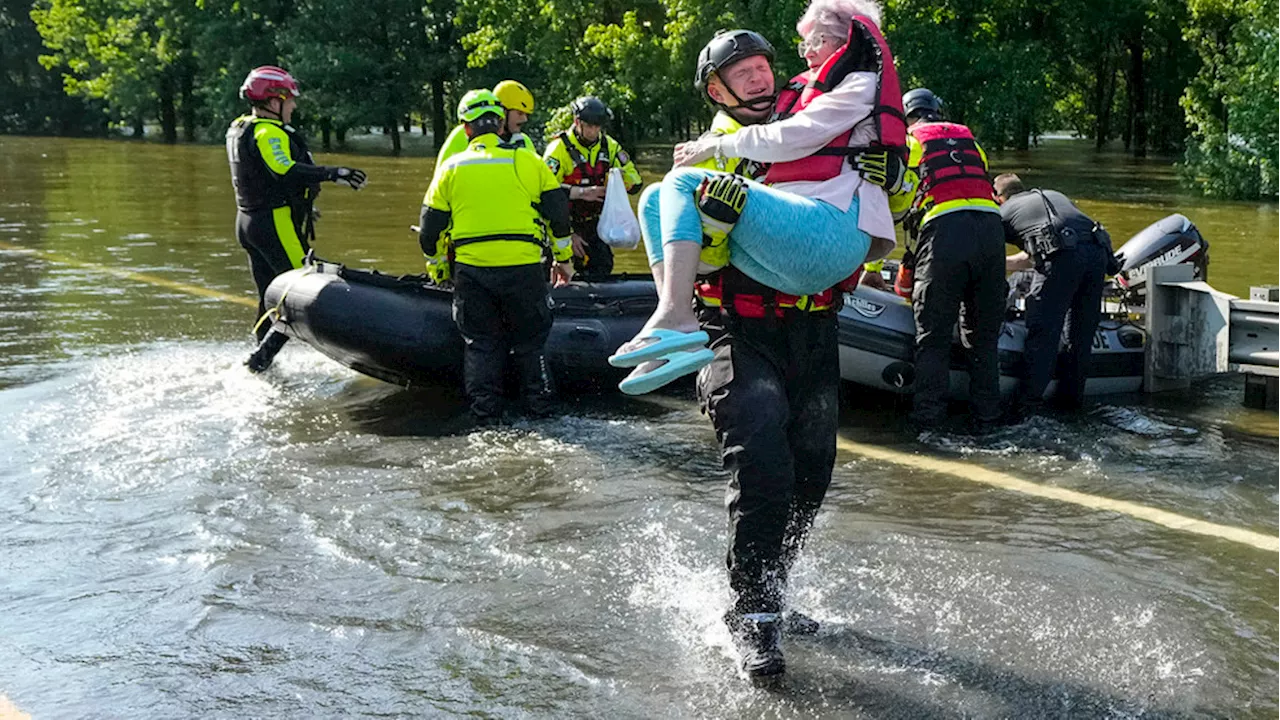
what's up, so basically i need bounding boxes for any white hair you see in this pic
[796,0,883,39]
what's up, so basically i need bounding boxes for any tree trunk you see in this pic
[1120,70,1132,153]
[321,117,332,151]
[132,113,144,139]
[1015,116,1031,151]
[159,74,177,144]
[1126,36,1147,158]
[180,60,196,142]
[1098,62,1118,150]
[389,114,402,156]
[431,76,447,150]
[403,116,412,134]
[336,126,347,147]
[1092,52,1110,150]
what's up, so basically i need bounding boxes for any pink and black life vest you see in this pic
[763,15,906,185]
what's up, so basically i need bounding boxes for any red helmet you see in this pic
[240,66,300,102]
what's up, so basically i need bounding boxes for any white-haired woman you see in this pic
[613,0,903,395]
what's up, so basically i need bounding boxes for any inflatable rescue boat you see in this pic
[264,214,1208,396]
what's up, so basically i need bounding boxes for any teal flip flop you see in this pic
[618,348,716,395]
[609,328,710,368]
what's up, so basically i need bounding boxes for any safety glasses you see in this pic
[797,33,839,57]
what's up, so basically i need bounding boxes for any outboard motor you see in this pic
[1112,213,1209,307]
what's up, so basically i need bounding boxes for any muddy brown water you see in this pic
[0,135,1276,718]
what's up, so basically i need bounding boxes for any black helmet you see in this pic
[695,29,776,94]
[571,96,612,126]
[903,88,943,121]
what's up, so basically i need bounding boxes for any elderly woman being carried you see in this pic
[609,0,907,394]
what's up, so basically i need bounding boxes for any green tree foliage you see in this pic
[1178,0,1278,199]
[284,0,434,154]
[187,0,296,140]
[11,0,1275,197]
[30,0,198,141]
[1,0,103,134]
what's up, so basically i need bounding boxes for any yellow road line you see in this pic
[836,436,1279,553]
[0,240,257,308]
[0,695,30,720]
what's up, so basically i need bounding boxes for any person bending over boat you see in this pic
[542,97,644,280]
[227,65,368,373]
[436,80,539,167]
[619,0,906,685]
[418,90,575,425]
[995,173,1119,420]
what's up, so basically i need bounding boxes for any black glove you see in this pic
[696,173,749,270]
[852,149,906,193]
[901,207,923,239]
[697,173,749,228]
[332,167,367,190]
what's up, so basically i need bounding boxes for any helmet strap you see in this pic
[707,73,776,123]
[572,123,600,148]
[254,96,286,120]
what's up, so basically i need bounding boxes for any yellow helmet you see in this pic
[493,80,535,114]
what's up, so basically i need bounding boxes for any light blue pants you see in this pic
[638,167,871,296]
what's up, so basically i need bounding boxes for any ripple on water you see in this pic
[0,340,1273,718]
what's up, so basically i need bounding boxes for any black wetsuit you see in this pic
[226,115,331,346]
[696,284,841,617]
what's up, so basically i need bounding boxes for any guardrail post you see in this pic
[1144,264,1233,393]
[1242,374,1278,410]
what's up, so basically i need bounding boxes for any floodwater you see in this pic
[0,135,1276,718]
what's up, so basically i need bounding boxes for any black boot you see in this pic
[724,611,785,685]
[245,330,288,374]
[782,610,819,636]
[515,350,556,418]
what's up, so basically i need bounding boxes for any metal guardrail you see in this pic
[1144,264,1278,409]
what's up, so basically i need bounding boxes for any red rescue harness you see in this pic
[696,266,862,319]
[558,131,612,187]
[907,122,995,209]
[763,15,906,185]
[558,131,613,223]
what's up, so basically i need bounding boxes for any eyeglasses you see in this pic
[797,33,838,57]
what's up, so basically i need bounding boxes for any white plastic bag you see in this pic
[596,167,642,250]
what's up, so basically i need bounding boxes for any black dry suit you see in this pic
[226,115,332,346]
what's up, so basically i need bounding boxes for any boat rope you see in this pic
[251,265,314,335]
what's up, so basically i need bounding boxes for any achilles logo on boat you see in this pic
[849,296,886,318]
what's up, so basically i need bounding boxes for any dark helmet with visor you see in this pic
[695,30,775,93]
[903,88,944,121]
[694,30,777,113]
[571,96,612,126]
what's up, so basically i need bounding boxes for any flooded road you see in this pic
[0,135,1276,718]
